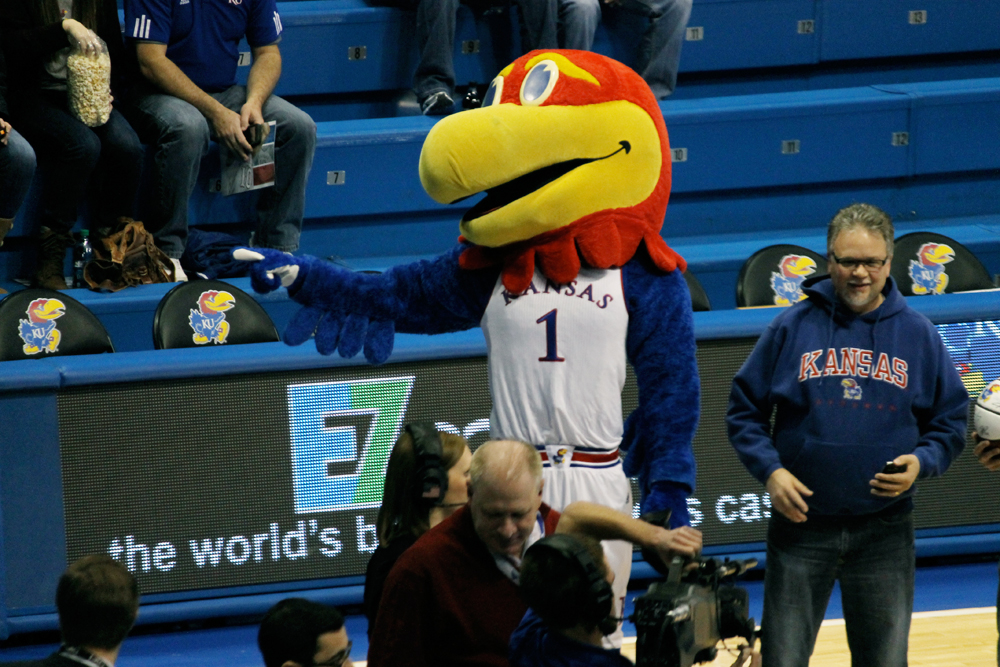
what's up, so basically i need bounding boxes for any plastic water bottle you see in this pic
[72,230,93,289]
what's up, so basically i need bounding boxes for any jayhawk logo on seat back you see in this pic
[18,298,67,355]
[189,290,236,344]
[909,242,955,295]
[770,254,817,306]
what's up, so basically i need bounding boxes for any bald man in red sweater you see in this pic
[367,440,701,666]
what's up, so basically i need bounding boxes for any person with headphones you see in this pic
[362,422,472,635]
[512,533,631,666]
[513,534,761,667]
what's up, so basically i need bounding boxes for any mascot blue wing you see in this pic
[289,244,497,336]
[620,257,699,524]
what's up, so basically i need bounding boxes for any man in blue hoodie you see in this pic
[727,203,968,667]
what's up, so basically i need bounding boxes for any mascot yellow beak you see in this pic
[419,52,663,249]
[420,101,661,248]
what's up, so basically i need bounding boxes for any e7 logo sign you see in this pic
[287,377,415,513]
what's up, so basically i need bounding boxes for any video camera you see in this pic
[631,556,757,667]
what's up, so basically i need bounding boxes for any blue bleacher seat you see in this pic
[819,0,1000,61]
[678,0,818,72]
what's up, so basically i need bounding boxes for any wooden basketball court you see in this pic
[348,607,996,665]
[616,607,997,666]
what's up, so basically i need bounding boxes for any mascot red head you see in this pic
[418,50,684,294]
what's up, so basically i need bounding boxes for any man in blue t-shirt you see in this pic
[123,0,316,280]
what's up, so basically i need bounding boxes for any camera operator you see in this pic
[512,534,760,667]
[511,533,632,666]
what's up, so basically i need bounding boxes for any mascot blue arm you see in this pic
[621,255,699,526]
[246,246,496,363]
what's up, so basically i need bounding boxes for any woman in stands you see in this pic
[0,0,142,290]
[0,30,35,253]
[363,426,472,635]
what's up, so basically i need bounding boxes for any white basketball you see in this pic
[974,379,1000,441]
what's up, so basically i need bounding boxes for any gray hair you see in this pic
[469,440,543,492]
[827,203,895,258]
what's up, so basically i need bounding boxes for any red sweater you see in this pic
[367,503,561,667]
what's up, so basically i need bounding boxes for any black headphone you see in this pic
[405,422,449,507]
[526,534,619,636]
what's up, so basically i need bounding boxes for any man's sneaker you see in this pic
[170,258,188,282]
[421,91,454,116]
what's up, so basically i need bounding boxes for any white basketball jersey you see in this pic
[481,267,629,450]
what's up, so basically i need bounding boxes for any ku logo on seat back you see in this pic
[189,290,236,344]
[770,254,817,306]
[18,298,67,355]
[909,243,955,295]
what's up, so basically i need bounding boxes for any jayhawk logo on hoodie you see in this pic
[189,290,236,344]
[909,242,955,295]
[18,298,67,355]
[770,254,817,306]
[841,378,862,400]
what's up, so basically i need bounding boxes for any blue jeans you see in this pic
[389,0,558,101]
[11,91,143,233]
[0,127,36,219]
[125,83,317,259]
[559,0,691,98]
[762,512,914,667]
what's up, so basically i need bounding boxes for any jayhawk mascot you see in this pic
[240,50,699,622]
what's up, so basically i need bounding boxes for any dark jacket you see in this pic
[727,275,968,516]
[0,0,134,99]
[510,609,634,667]
[362,533,416,638]
[367,503,561,667]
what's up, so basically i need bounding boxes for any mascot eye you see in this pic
[482,76,504,107]
[520,60,559,106]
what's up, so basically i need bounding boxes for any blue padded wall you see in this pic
[896,78,1000,175]
[664,86,910,192]
[680,0,818,71]
[820,0,1000,60]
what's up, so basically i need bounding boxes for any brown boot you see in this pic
[34,227,73,291]
[0,218,12,247]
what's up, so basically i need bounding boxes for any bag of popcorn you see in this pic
[66,36,112,127]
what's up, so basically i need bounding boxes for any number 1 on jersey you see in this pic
[536,309,565,362]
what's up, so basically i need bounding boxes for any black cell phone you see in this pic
[881,461,908,475]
